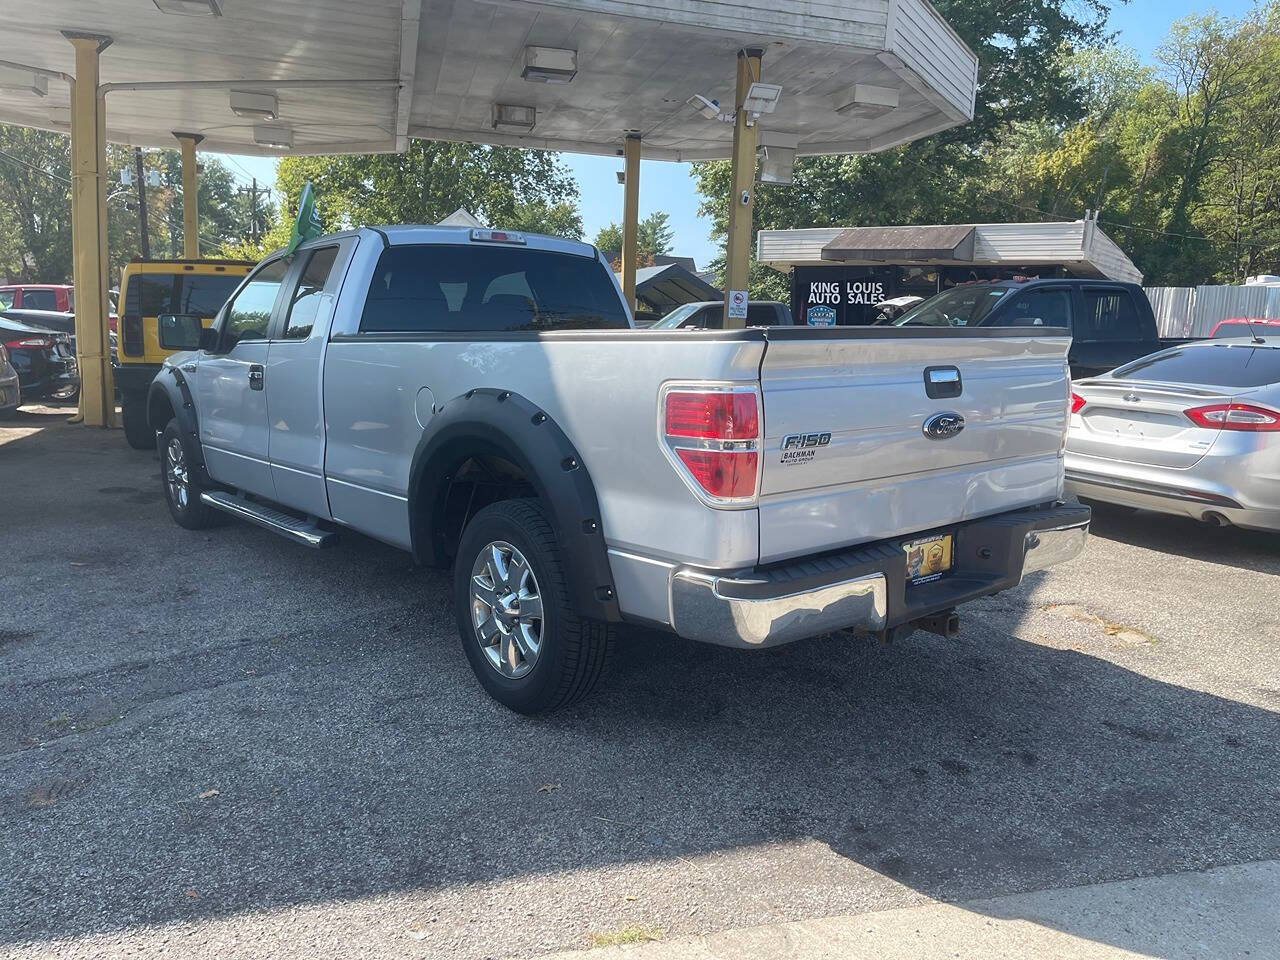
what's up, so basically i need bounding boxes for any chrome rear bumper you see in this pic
[668,503,1089,649]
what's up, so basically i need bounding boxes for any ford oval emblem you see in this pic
[923,412,965,440]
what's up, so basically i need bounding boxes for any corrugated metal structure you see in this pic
[1144,285,1280,337]
[759,219,1143,283]
[0,0,978,160]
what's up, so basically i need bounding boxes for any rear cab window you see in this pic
[359,245,629,333]
[0,290,13,310]
[1114,344,1280,388]
[1079,288,1144,341]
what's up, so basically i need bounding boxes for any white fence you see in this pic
[1144,285,1280,337]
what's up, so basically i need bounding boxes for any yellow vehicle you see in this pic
[116,258,253,449]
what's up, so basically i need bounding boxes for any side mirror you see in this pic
[158,313,205,351]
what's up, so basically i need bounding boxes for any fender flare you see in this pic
[147,365,210,483]
[407,388,621,623]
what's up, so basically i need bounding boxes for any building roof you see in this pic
[0,0,977,160]
[758,219,1143,284]
[633,262,723,312]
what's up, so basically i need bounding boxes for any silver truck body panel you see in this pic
[322,334,766,568]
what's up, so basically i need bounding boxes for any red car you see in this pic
[1210,317,1280,338]
[0,284,118,331]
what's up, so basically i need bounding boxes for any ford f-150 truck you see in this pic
[149,226,1089,713]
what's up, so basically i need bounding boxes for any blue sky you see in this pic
[213,1,1258,269]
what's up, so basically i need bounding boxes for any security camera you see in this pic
[740,190,751,206]
[687,94,733,123]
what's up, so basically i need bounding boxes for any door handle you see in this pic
[248,364,264,391]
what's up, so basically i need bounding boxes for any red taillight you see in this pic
[1070,392,1086,414]
[1185,402,1280,432]
[4,337,53,349]
[664,391,759,439]
[662,387,760,503]
[675,449,759,499]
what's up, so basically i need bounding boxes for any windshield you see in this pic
[895,286,1010,327]
[652,303,703,329]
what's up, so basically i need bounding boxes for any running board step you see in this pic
[200,491,338,549]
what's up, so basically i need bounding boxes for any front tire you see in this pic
[121,392,153,449]
[453,499,614,714]
[160,418,221,530]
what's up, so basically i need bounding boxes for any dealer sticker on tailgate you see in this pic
[904,534,953,585]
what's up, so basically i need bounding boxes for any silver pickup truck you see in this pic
[148,226,1089,713]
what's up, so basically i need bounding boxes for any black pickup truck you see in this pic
[894,279,1189,378]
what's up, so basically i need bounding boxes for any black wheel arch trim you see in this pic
[408,388,621,623]
[147,366,211,483]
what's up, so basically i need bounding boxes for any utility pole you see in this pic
[238,177,261,243]
[133,146,150,259]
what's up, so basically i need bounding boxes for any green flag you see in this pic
[285,180,324,255]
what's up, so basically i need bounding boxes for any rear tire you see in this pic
[160,418,221,530]
[121,392,153,450]
[453,498,614,714]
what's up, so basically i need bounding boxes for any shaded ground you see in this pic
[2,407,1278,958]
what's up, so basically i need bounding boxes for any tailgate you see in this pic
[756,328,1070,563]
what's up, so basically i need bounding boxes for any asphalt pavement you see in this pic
[2,405,1278,959]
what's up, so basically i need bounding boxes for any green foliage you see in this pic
[224,141,583,261]
[592,211,675,265]
[0,122,267,283]
[695,0,1280,288]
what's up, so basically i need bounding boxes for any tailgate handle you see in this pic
[924,366,962,399]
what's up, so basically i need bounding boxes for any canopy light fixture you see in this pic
[757,132,799,185]
[152,0,222,16]
[492,103,536,131]
[253,123,294,149]
[522,46,577,84]
[742,82,783,120]
[230,90,278,121]
[0,67,48,97]
[833,83,899,118]
[616,171,626,185]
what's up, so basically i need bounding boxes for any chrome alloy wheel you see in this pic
[164,436,190,510]
[470,540,544,679]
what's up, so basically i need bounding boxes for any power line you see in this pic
[0,148,225,252]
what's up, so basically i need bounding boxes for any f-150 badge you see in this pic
[780,432,830,465]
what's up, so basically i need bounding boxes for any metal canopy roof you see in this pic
[633,262,722,312]
[0,0,977,160]
[822,224,976,262]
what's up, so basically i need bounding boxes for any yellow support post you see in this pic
[620,134,641,314]
[63,32,114,428]
[723,48,763,329]
[174,132,204,259]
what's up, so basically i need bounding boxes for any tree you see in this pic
[0,125,73,282]
[592,211,674,266]
[224,141,583,261]
[638,211,674,257]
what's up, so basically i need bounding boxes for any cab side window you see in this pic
[998,288,1072,329]
[282,247,339,340]
[1082,289,1143,341]
[224,259,288,346]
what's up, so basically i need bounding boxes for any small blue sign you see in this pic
[806,305,836,327]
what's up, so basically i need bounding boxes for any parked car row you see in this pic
[0,312,79,407]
